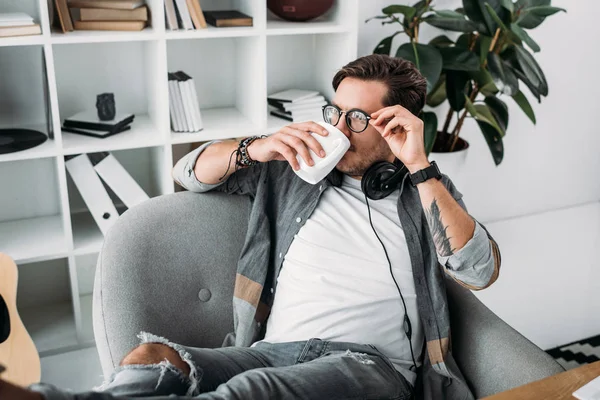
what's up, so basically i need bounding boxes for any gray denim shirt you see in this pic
[173,141,502,400]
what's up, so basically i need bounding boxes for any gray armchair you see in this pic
[93,191,563,398]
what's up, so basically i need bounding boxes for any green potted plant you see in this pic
[368,0,565,170]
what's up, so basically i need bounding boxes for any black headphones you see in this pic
[361,159,410,200]
[360,158,418,373]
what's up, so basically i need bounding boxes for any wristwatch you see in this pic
[409,161,442,186]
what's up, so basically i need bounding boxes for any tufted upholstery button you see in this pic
[198,288,212,302]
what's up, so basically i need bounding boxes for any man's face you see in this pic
[332,77,395,178]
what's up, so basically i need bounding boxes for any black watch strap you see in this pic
[410,161,442,186]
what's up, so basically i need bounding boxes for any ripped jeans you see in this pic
[30,333,413,400]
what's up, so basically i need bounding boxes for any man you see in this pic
[3,54,500,400]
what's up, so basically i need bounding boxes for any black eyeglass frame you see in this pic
[322,104,372,133]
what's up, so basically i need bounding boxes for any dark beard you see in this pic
[336,140,393,177]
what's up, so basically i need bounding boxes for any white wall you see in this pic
[358,0,600,349]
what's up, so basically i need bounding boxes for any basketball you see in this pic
[267,0,336,22]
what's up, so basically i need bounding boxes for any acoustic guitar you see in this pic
[0,252,41,386]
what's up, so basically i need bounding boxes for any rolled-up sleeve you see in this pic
[438,222,496,289]
[172,140,225,193]
[172,140,263,196]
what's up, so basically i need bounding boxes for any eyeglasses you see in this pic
[322,104,372,133]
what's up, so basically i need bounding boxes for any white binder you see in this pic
[92,153,149,209]
[65,154,119,236]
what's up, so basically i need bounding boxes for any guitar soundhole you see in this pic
[0,294,10,344]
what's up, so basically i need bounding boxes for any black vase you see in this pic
[96,93,116,121]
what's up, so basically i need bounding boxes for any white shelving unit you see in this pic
[0,0,358,357]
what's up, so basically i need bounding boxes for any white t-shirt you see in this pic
[261,174,423,384]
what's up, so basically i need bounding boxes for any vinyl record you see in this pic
[0,129,48,154]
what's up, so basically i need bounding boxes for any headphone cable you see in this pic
[364,174,417,372]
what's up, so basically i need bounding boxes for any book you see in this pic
[267,97,326,111]
[268,89,321,103]
[270,108,322,123]
[168,73,188,131]
[79,6,148,21]
[0,13,34,27]
[167,79,181,131]
[173,71,199,132]
[185,73,204,131]
[0,24,41,38]
[55,0,74,32]
[186,0,206,29]
[203,10,252,27]
[67,0,145,10]
[64,111,135,131]
[61,124,131,138]
[91,153,149,209]
[73,20,146,31]
[174,0,193,29]
[164,0,178,30]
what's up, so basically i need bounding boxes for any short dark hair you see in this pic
[332,54,427,115]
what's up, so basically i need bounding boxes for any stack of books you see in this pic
[168,71,203,133]
[62,111,135,138]
[164,0,206,30]
[164,0,252,30]
[268,89,328,123]
[54,0,148,32]
[0,12,41,38]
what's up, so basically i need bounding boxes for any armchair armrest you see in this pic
[446,279,564,397]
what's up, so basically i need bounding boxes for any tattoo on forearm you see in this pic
[426,199,454,257]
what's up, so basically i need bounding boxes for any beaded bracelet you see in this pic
[236,135,265,167]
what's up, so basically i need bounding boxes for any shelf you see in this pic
[71,212,103,256]
[0,215,67,264]
[266,20,349,35]
[0,137,58,163]
[166,26,259,39]
[171,107,259,144]
[20,301,78,356]
[0,34,45,47]
[61,115,164,155]
[50,28,159,45]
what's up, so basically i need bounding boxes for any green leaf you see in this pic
[429,35,455,48]
[423,15,478,32]
[477,120,504,165]
[510,23,540,52]
[479,35,493,64]
[427,74,447,107]
[516,5,564,29]
[422,112,438,155]
[525,5,566,17]
[470,67,494,87]
[474,103,505,136]
[484,96,509,132]
[516,0,550,7]
[462,0,507,35]
[512,90,536,124]
[509,65,541,102]
[484,3,509,31]
[382,5,417,19]
[514,45,548,95]
[501,0,514,12]
[464,95,478,117]
[487,52,519,95]
[396,43,443,94]
[480,81,500,96]
[446,71,470,111]
[439,47,480,71]
[456,33,470,49]
[373,32,402,55]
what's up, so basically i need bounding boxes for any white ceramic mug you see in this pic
[293,121,350,185]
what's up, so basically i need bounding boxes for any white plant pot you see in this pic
[428,144,469,184]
